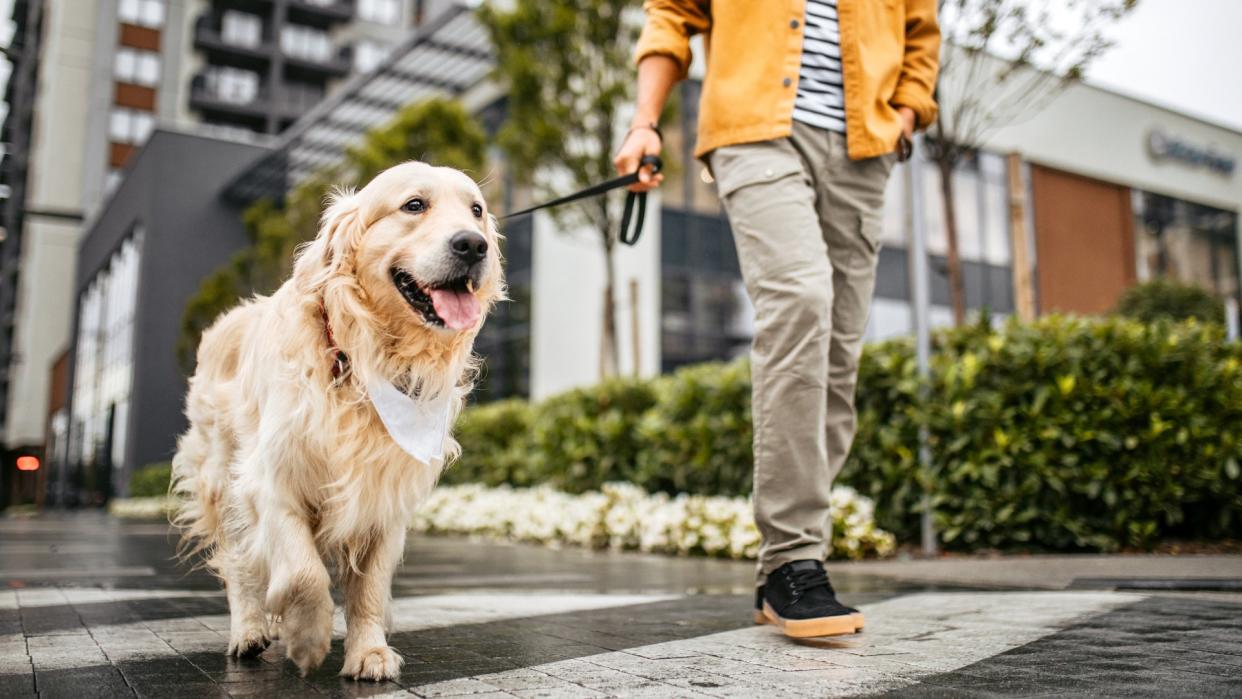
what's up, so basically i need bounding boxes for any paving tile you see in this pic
[0,672,37,698]
[414,677,512,696]
[33,664,136,699]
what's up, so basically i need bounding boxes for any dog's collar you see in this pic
[319,300,349,382]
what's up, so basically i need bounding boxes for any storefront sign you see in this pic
[1147,130,1236,178]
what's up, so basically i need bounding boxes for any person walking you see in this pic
[615,0,940,638]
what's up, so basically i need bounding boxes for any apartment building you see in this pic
[0,0,100,503]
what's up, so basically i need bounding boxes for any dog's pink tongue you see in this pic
[429,288,481,330]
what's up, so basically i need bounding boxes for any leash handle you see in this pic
[501,155,663,247]
[619,155,661,246]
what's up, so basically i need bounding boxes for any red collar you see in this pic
[319,301,349,380]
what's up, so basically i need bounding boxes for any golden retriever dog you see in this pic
[171,161,503,680]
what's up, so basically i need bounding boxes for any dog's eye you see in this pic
[471,203,484,219]
[402,198,427,214]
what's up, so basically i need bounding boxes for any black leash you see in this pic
[501,155,663,246]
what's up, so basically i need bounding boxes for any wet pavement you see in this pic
[1,511,1240,698]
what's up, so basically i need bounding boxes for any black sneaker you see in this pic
[754,583,864,629]
[761,560,864,637]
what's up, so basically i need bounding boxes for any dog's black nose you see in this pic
[449,230,488,264]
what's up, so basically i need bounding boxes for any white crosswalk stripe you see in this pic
[412,592,1144,697]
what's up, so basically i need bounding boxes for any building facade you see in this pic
[64,129,268,503]
[0,0,99,493]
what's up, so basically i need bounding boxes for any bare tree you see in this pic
[927,0,1138,325]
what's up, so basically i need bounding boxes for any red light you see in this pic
[16,456,39,471]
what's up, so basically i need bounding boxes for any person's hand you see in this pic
[898,106,916,141]
[614,125,664,193]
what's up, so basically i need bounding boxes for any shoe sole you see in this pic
[761,601,864,638]
[754,609,865,630]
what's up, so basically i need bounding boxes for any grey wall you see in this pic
[71,129,269,496]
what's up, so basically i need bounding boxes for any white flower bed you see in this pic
[109,484,898,561]
[109,496,175,520]
[412,482,896,561]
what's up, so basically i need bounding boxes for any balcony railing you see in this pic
[193,15,273,66]
[286,0,354,26]
[189,73,270,118]
[282,44,352,77]
[190,73,338,124]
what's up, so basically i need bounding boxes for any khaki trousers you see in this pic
[710,122,895,584]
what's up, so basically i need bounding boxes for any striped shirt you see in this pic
[792,0,846,133]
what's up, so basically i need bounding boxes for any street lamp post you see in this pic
[904,135,937,557]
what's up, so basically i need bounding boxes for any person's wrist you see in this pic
[627,121,663,144]
[631,110,661,127]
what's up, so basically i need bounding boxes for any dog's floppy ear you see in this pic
[293,188,364,293]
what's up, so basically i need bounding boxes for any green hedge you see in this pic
[446,316,1242,551]
[128,462,172,498]
[1114,278,1226,325]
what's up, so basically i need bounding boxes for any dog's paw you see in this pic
[280,596,333,676]
[226,624,271,659]
[340,646,403,682]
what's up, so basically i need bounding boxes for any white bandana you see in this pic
[366,378,452,463]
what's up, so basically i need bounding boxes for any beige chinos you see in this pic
[710,121,895,584]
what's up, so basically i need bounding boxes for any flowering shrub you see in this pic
[411,482,896,560]
[107,484,895,561]
[109,496,175,519]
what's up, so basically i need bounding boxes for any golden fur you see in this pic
[171,162,504,680]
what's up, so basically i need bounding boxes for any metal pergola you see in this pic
[224,2,494,204]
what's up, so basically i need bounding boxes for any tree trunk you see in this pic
[600,246,619,379]
[595,121,621,380]
[598,193,620,379]
[938,156,968,326]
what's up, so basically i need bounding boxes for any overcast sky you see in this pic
[1086,0,1242,131]
[0,0,1238,131]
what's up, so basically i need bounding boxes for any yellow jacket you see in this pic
[636,0,941,160]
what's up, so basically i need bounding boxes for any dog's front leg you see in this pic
[259,499,333,676]
[339,527,406,681]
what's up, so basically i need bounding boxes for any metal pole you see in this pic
[1226,297,1240,342]
[904,135,937,557]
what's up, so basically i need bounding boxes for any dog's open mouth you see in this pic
[390,268,481,331]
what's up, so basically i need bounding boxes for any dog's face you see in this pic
[347,162,503,335]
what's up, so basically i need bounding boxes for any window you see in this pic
[221,10,262,48]
[109,108,155,145]
[105,170,123,196]
[1133,191,1240,305]
[113,47,161,87]
[71,232,143,472]
[659,208,753,372]
[354,40,391,74]
[204,66,261,104]
[284,79,325,112]
[281,24,332,62]
[978,152,1011,267]
[358,0,402,24]
[118,0,165,28]
[471,215,533,401]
